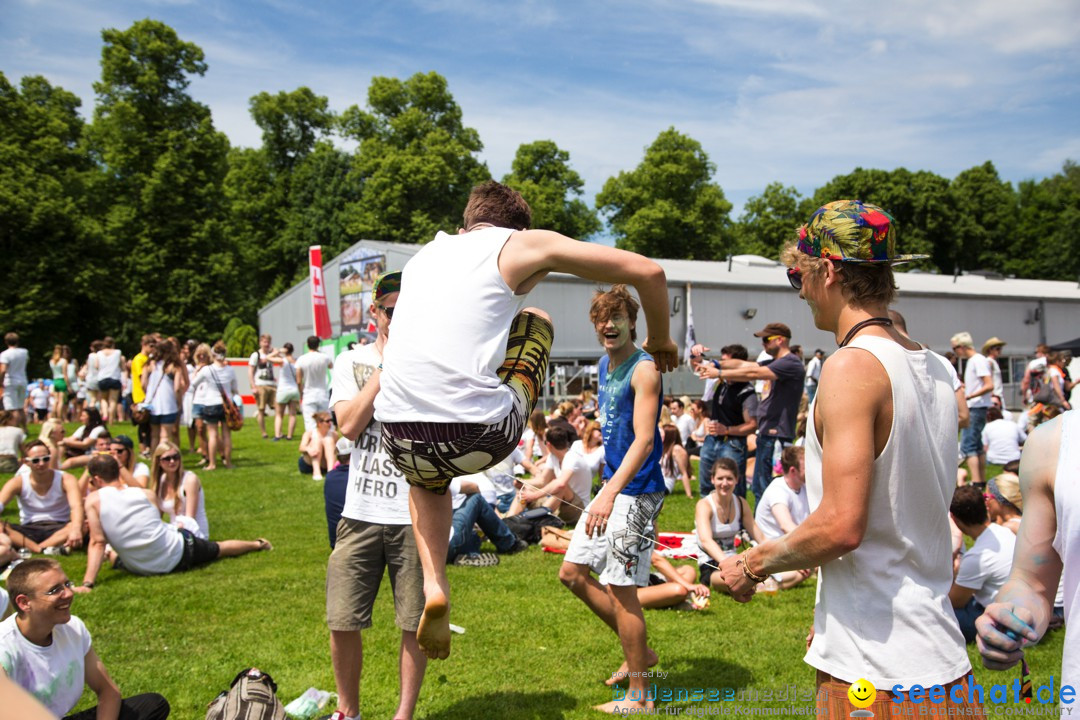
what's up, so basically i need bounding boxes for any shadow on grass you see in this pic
[423,690,577,720]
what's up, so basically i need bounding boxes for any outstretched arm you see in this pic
[975,417,1062,669]
[500,231,677,371]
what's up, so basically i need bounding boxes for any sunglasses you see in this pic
[42,580,75,597]
[762,335,783,343]
[376,304,395,319]
[786,267,802,290]
[28,455,52,465]
[160,454,181,463]
[110,447,130,454]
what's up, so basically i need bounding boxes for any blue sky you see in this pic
[3,0,1079,218]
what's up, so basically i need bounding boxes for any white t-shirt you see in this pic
[191,365,236,407]
[955,523,1016,607]
[277,359,299,393]
[570,440,605,478]
[449,475,497,510]
[546,448,594,503]
[96,348,123,381]
[989,357,1004,399]
[330,344,410,525]
[964,353,993,409]
[674,413,696,445]
[249,350,277,387]
[30,385,50,409]
[754,476,810,541]
[133,461,150,482]
[0,426,25,455]
[805,355,822,386]
[0,614,91,717]
[73,425,108,442]
[0,347,29,387]
[981,419,1025,465]
[296,351,332,398]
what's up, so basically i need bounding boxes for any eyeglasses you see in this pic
[28,456,52,465]
[376,304,395,319]
[41,580,75,597]
[160,454,181,463]
[786,267,803,290]
[317,419,331,425]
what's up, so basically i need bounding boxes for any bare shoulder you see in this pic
[631,355,661,385]
[818,347,889,400]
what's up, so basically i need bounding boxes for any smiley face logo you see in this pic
[848,678,877,709]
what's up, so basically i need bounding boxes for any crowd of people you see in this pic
[0,185,1077,720]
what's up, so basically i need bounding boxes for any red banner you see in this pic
[309,246,333,339]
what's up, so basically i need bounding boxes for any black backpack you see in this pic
[206,668,285,720]
[503,507,566,544]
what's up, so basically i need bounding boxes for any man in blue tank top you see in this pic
[560,285,666,714]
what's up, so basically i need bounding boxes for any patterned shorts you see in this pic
[382,311,553,494]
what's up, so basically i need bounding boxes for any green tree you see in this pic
[596,128,732,259]
[341,71,489,244]
[809,167,953,272]
[249,87,333,171]
[502,140,600,239]
[947,161,1017,273]
[227,324,258,358]
[85,19,236,345]
[1012,161,1080,281]
[731,182,803,258]
[0,72,106,372]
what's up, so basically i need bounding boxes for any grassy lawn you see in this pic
[3,424,1064,719]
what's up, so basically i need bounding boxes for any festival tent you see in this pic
[1050,337,1080,353]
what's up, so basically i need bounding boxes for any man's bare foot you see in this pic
[594,698,655,713]
[604,648,659,686]
[417,591,451,660]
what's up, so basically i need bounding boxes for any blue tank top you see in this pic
[597,348,664,496]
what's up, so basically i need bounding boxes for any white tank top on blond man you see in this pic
[803,335,971,689]
[376,226,525,424]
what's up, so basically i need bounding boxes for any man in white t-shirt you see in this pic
[949,485,1016,643]
[325,271,425,720]
[27,380,50,422]
[952,331,994,486]
[803,349,824,403]
[296,335,333,432]
[752,447,815,591]
[248,334,277,439]
[513,424,592,524]
[981,406,1025,466]
[982,337,1006,404]
[0,332,29,428]
[670,398,696,446]
[447,476,524,566]
[0,558,170,719]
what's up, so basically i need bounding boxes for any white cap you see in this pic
[335,437,355,456]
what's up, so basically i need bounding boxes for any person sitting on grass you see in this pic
[150,441,209,540]
[78,455,270,590]
[695,458,765,593]
[984,464,1022,534]
[949,484,1016,643]
[659,423,693,498]
[637,553,710,613]
[447,476,527,567]
[0,558,171,720]
[0,441,83,554]
[107,434,151,488]
[506,424,591,524]
[322,436,352,550]
[298,411,337,481]
[752,446,816,591]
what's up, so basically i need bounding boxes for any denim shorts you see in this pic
[961,406,988,457]
[151,412,179,425]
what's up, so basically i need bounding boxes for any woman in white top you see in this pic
[297,411,337,481]
[83,340,103,417]
[181,340,199,453]
[273,342,300,442]
[150,440,209,539]
[520,410,549,476]
[95,336,125,424]
[660,423,693,498]
[189,341,238,470]
[60,408,108,457]
[107,435,151,489]
[694,457,764,593]
[64,347,82,420]
[48,345,69,421]
[0,410,26,473]
[35,419,66,470]
[141,339,189,448]
[688,399,707,456]
[569,419,605,486]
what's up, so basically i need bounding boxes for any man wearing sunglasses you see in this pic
[718,201,979,715]
[0,440,82,554]
[0,558,170,719]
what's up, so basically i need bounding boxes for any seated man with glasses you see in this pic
[0,558,171,719]
[77,455,270,590]
[0,440,83,554]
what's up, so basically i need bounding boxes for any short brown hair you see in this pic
[3,332,17,347]
[7,558,62,615]
[589,285,640,342]
[781,241,898,307]
[463,181,531,231]
[88,454,121,482]
[780,445,804,475]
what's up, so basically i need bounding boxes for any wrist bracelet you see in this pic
[737,556,767,584]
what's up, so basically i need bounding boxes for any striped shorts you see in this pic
[382,311,553,494]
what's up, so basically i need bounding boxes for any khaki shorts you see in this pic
[253,385,275,412]
[326,517,423,632]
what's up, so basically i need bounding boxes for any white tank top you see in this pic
[147,367,178,415]
[18,470,69,524]
[803,336,971,688]
[700,492,741,561]
[1052,410,1079,694]
[159,472,209,539]
[96,349,122,381]
[376,227,526,424]
[97,486,183,575]
[85,353,98,383]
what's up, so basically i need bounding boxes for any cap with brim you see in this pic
[797,200,928,265]
[335,437,355,457]
[111,435,134,450]
[373,271,402,302]
[982,337,1007,354]
[753,322,792,339]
